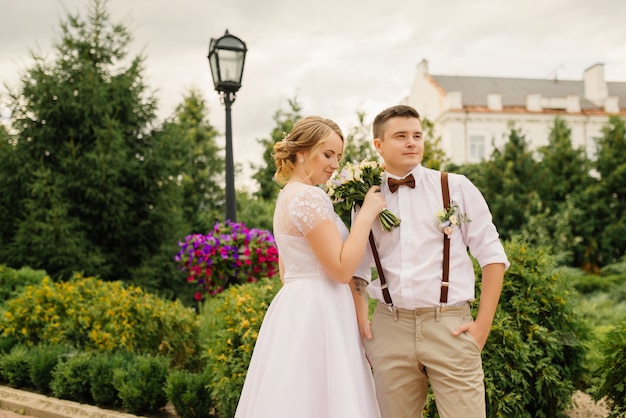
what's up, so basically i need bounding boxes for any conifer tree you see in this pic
[0,0,193,297]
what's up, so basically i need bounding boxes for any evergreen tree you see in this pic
[473,126,541,240]
[519,117,589,265]
[157,88,223,233]
[536,117,589,211]
[0,0,190,298]
[250,98,301,200]
[580,115,626,270]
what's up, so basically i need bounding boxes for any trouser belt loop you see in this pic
[392,305,398,322]
[435,304,444,322]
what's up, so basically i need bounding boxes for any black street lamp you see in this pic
[208,29,247,222]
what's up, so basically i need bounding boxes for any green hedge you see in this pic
[422,237,589,418]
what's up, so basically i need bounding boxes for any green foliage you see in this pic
[568,263,626,390]
[593,319,626,418]
[166,369,216,418]
[112,354,170,415]
[251,98,302,200]
[50,352,93,403]
[581,115,626,270]
[200,279,280,418]
[515,117,591,265]
[0,345,31,387]
[236,190,275,232]
[481,237,588,417]
[28,344,72,394]
[0,264,47,304]
[536,117,590,210]
[1,275,201,368]
[158,88,224,233]
[342,110,377,164]
[421,117,449,170]
[473,127,542,240]
[425,237,588,417]
[0,0,196,299]
[88,351,131,408]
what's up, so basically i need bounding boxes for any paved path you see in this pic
[0,386,138,418]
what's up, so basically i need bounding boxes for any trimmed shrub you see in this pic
[593,319,626,418]
[50,351,93,403]
[481,238,588,418]
[0,336,17,355]
[200,278,280,418]
[166,369,216,418]
[0,345,31,387]
[113,354,169,415]
[1,274,200,368]
[28,344,72,394]
[88,351,131,408]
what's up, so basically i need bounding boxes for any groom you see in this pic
[350,105,509,418]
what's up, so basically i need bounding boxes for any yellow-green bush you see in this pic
[1,274,200,367]
[0,264,47,303]
[200,278,280,418]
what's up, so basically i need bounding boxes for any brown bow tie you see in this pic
[388,174,416,193]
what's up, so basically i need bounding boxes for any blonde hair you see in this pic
[273,116,344,185]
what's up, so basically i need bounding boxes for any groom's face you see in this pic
[373,117,424,177]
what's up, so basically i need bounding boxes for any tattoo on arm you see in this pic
[350,277,369,297]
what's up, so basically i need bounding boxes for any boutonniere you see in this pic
[436,201,471,238]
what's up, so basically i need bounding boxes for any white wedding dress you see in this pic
[235,182,381,418]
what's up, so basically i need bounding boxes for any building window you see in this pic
[586,136,599,160]
[469,135,486,162]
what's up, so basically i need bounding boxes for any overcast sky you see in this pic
[1,0,625,187]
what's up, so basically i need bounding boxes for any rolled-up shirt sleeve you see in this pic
[456,174,510,270]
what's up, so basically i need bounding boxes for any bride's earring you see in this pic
[299,158,304,164]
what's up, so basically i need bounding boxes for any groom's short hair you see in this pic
[373,105,421,139]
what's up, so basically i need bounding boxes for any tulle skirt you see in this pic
[234,275,381,418]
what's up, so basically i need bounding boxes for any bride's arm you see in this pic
[350,277,373,340]
[305,187,385,284]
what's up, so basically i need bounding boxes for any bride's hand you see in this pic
[361,186,386,219]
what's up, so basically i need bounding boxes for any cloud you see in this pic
[1,0,625,188]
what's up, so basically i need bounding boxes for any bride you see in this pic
[234,116,384,418]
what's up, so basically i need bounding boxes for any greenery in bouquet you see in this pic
[175,221,279,300]
[326,160,401,232]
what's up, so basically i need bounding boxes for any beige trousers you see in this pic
[364,302,486,418]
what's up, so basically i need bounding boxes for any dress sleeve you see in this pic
[288,186,336,236]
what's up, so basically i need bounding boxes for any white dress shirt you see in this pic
[354,165,510,309]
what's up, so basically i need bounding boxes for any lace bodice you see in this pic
[273,183,348,279]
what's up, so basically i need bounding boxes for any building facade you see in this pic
[403,59,626,164]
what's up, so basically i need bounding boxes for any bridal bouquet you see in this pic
[326,160,401,232]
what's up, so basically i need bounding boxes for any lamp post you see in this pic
[208,29,247,222]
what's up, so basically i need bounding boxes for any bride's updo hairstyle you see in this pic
[273,116,344,186]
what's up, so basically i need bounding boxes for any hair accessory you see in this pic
[282,132,290,142]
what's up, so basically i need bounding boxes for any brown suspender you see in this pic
[369,231,393,307]
[440,172,451,312]
[368,172,451,310]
